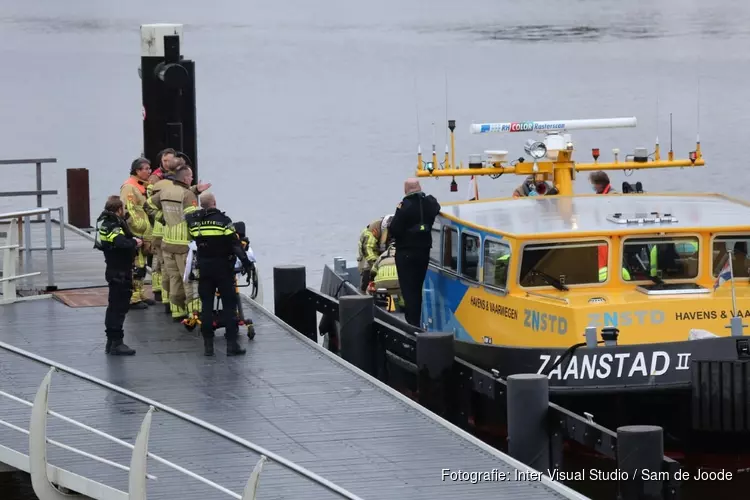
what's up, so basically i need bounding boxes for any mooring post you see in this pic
[66,168,91,228]
[416,332,455,419]
[585,326,598,348]
[617,425,664,500]
[507,374,550,471]
[273,265,317,342]
[338,295,376,375]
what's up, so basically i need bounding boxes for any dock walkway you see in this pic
[0,220,586,499]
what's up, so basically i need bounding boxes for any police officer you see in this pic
[388,178,441,327]
[186,192,254,356]
[94,196,141,356]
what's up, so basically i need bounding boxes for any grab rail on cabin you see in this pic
[279,263,682,500]
[524,291,570,305]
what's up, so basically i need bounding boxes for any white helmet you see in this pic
[381,214,394,234]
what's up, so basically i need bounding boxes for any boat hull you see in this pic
[319,264,750,460]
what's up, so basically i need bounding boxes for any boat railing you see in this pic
[524,290,570,305]
[0,341,365,500]
[0,207,66,301]
[0,158,59,220]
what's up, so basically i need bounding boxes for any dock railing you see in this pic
[275,263,682,500]
[0,158,58,220]
[0,341,365,500]
[0,207,65,302]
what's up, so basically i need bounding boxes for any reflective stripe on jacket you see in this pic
[120,176,152,239]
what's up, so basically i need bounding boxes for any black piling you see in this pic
[338,295,376,376]
[507,374,550,471]
[273,265,317,343]
[416,332,455,419]
[617,425,664,500]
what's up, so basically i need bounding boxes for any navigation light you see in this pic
[689,151,697,163]
[425,161,434,173]
[524,139,547,159]
[592,148,600,161]
[450,177,458,192]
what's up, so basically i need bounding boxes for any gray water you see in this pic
[2,0,750,498]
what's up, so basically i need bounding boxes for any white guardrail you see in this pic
[0,342,365,500]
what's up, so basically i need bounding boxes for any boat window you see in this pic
[429,224,441,265]
[484,240,511,289]
[621,236,699,281]
[712,235,750,278]
[520,241,605,287]
[461,232,480,281]
[442,226,458,272]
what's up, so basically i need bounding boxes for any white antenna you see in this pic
[444,70,449,156]
[655,82,659,146]
[697,77,701,143]
[469,117,637,134]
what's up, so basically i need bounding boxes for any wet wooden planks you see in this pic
[0,297,575,499]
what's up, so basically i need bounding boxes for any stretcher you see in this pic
[183,221,259,339]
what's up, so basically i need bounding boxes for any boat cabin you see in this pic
[424,193,750,348]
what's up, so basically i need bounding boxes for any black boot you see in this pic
[226,338,246,356]
[203,337,214,357]
[109,340,135,356]
[154,291,162,303]
[130,301,148,310]
[164,303,171,314]
[105,339,112,354]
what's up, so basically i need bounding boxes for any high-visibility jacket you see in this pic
[146,175,202,240]
[120,176,152,240]
[144,179,198,253]
[372,245,399,290]
[357,219,383,272]
[599,267,632,282]
[494,253,510,285]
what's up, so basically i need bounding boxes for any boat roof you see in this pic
[439,193,750,238]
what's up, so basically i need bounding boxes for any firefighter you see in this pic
[145,164,201,324]
[186,192,254,356]
[356,214,393,292]
[146,148,177,302]
[94,196,141,355]
[120,158,154,309]
[146,154,211,312]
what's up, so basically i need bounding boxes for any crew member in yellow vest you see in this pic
[120,158,155,309]
[145,165,201,324]
[145,148,177,303]
[356,214,393,292]
[370,242,405,311]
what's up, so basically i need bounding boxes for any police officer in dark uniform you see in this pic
[95,196,142,355]
[186,193,254,356]
[388,178,441,327]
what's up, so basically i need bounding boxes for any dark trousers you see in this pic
[105,270,132,341]
[198,259,239,340]
[395,249,430,327]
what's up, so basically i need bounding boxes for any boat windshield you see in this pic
[712,235,750,277]
[520,240,605,288]
[622,236,699,281]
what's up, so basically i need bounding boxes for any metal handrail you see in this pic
[0,388,253,498]
[0,341,364,500]
[0,207,65,293]
[0,158,58,217]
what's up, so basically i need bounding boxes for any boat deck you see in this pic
[0,222,582,499]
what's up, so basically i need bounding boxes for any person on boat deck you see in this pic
[589,171,616,194]
[356,214,393,292]
[512,175,559,197]
[369,241,405,309]
[389,178,441,327]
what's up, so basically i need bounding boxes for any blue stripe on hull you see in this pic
[422,268,475,343]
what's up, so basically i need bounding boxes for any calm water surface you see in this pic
[2,0,750,498]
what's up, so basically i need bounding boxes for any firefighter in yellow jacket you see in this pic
[145,148,177,303]
[145,164,202,324]
[120,158,155,309]
[356,214,393,292]
[369,242,405,311]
